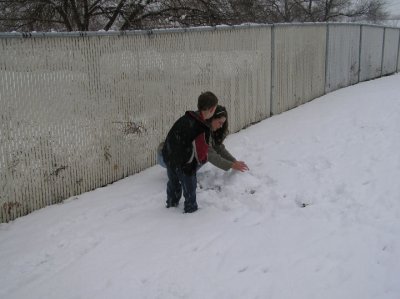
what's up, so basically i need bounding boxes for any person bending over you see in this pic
[207,105,249,172]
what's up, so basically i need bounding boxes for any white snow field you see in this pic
[1,74,400,299]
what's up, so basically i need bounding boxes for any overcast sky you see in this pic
[386,0,400,16]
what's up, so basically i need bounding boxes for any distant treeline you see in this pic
[0,0,389,32]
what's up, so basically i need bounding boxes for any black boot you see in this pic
[166,199,179,208]
[184,204,198,213]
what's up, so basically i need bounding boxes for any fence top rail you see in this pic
[326,22,399,30]
[0,23,272,39]
[0,22,398,39]
[268,22,397,30]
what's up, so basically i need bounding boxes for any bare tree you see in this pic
[158,0,296,26]
[287,0,351,22]
[226,0,267,24]
[290,0,388,22]
[0,0,390,32]
[0,0,164,32]
[155,0,231,27]
[0,0,103,31]
[350,0,389,23]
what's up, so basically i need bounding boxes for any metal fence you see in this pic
[272,24,326,114]
[325,24,361,93]
[1,23,399,222]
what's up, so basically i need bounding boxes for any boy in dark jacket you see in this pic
[162,91,218,213]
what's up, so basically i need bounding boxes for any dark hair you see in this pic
[197,91,218,111]
[210,105,229,145]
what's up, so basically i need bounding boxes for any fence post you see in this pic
[270,24,275,116]
[397,28,400,73]
[324,22,330,94]
[358,25,363,83]
[381,27,386,77]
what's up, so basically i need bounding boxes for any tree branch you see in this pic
[104,0,127,31]
[68,0,84,30]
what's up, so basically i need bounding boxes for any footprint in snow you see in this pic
[295,199,312,208]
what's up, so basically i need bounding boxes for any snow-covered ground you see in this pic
[1,74,400,299]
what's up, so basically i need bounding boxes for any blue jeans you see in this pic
[166,165,197,212]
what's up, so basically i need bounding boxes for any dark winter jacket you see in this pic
[162,111,211,175]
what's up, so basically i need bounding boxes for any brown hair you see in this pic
[210,105,229,145]
[197,91,218,111]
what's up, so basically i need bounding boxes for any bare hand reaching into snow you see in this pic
[231,161,249,172]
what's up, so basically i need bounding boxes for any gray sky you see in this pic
[386,0,400,16]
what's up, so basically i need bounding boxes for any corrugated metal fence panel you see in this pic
[0,36,93,222]
[272,24,326,115]
[382,28,400,76]
[359,26,384,82]
[326,24,360,93]
[0,27,271,222]
[204,27,272,133]
[398,37,400,72]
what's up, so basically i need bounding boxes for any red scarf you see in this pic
[194,133,208,163]
[191,112,209,164]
